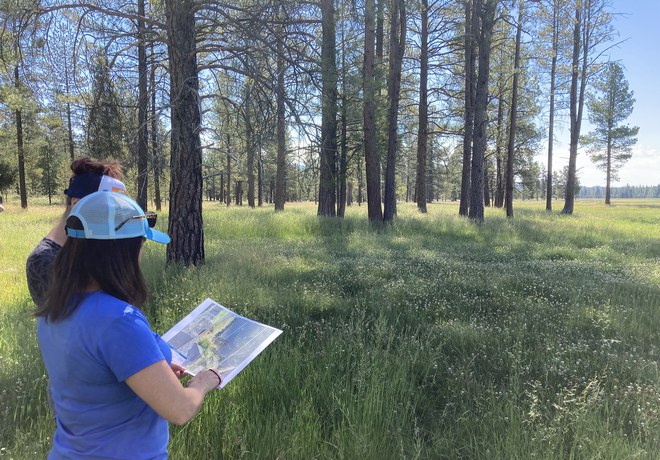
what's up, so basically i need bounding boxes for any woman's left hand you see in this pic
[170,362,187,379]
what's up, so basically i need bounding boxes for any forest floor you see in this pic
[1,198,658,459]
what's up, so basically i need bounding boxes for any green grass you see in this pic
[1,198,659,459]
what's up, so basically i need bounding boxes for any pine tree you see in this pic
[87,54,124,159]
[581,62,639,205]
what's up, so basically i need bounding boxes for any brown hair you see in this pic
[35,226,147,322]
[70,157,123,180]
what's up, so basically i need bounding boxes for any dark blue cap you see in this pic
[64,173,126,198]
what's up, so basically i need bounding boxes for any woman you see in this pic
[35,191,222,459]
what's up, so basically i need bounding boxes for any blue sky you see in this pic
[544,0,660,187]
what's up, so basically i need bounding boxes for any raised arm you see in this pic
[44,204,72,246]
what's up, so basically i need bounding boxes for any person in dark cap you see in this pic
[26,157,126,308]
[35,191,221,459]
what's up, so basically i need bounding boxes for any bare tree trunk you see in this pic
[562,4,581,215]
[236,180,242,205]
[136,0,149,210]
[376,0,385,60]
[318,0,338,217]
[258,146,264,207]
[546,0,558,211]
[495,155,504,207]
[494,77,505,208]
[605,137,612,204]
[415,0,429,213]
[338,98,348,216]
[505,0,523,219]
[459,0,477,216]
[363,0,383,223]
[338,9,348,218]
[46,146,53,204]
[246,117,255,208]
[15,65,27,209]
[165,0,204,265]
[274,13,287,212]
[226,146,231,207]
[150,41,161,211]
[406,162,411,202]
[65,63,75,162]
[384,0,406,222]
[220,174,225,203]
[357,154,363,205]
[469,0,497,223]
[484,160,491,207]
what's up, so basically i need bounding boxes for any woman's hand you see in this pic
[126,360,218,425]
[188,369,222,393]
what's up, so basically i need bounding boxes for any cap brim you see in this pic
[145,227,170,244]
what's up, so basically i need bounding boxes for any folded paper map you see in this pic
[162,298,282,389]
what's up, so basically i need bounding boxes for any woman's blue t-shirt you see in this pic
[37,291,172,459]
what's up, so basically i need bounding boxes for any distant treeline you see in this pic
[579,185,660,199]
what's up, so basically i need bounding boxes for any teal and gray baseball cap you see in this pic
[65,191,170,244]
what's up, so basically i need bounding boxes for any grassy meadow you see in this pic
[1,197,658,459]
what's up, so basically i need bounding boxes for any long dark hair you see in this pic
[35,233,147,322]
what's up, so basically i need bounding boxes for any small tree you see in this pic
[87,54,124,160]
[555,165,580,201]
[581,62,639,205]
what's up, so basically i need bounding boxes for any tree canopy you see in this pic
[0,0,628,262]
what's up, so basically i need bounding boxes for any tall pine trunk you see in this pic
[415,0,429,213]
[562,5,582,215]
[165,0,204,265]
[338,8,348,217]
[150,41,162,211]
[484,160,491,207]
[65,63,75,161]
[494,77,505,208]
[274,11,287,212]
[136,0,149,210]
[546,0,559,211]
[384,0,406,222]
[245,106,255,208]
[363,0,383,223]
[258,146,264,207]
[376,0,385,60]
[15,65,27,209]
[469,0,497,222]
[318,0,338,217]
[505,0,523,218]
[226,144,231,207]
[459,0,477,216]
[605,136,612,204]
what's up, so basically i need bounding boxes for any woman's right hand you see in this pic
[126,361,221,425]
[188,369,222,393]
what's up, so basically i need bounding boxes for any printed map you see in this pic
[162,299,282,388]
